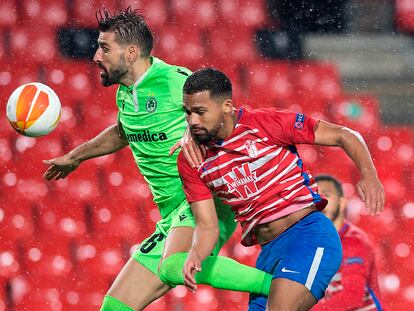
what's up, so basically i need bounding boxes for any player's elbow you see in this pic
[337,126,364,147]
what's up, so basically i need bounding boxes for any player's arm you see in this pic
[43,120,128,180]
[183,198,219,292]
[313,121,384,215]
[258,109,384,215]
[176,151,216,291]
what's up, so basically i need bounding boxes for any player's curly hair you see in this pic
[96,6,153,57]
[183,68,232,100]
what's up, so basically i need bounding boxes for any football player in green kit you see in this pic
[43,8,272,311]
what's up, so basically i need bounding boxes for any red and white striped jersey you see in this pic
[312,222,383,311]
[178,108,327,246]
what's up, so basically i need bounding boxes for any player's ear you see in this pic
[223,99,233,114]
[127,45,139,62]
[339,196,347,213]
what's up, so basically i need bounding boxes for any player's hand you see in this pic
[169,127,206,168]
[183,250,202,293]
[42,156,80,180]
[357,175,385,215]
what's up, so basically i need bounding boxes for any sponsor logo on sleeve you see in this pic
[294,113,305,129]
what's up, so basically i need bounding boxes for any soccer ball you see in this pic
[6,82,61,137]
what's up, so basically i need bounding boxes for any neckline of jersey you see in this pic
[128,56,157,91]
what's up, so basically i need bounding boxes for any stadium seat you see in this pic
[208,27,261,64]
[21,0,68,28]
[291,62,342,102]
[217,0,268,28]
[42,61,96,102]
[35,198,88,239]
[170,0,217,29]
[71,0,120,28]
[8,27,57,64]
[74,235,127,277]
[245,61,292,106]
[329,94,381,136]
[308,146,358,184]
[0,0,17,27]
[12,273,109,310]
[0,63,40,100]
[20,237,74,276]
[396,0,414,33]
[0,200,35,242]
[156,27,206,69]
[370,126,414,165]
[122,0,168,30]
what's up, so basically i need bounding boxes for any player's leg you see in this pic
[102,257,170,310]
[101,215,174,310]
[267,279,316,311]
[249,211,342,311]
[159,199,272,295]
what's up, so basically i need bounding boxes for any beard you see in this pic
[99,58,128,86]
[329,204,341,222]
[192,118,224,145]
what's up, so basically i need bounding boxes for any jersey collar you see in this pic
[214,108,244,147]
[127,56,156,92]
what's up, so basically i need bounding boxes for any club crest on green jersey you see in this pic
[146,96,157,112]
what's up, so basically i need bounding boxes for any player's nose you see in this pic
[93,48,103,63]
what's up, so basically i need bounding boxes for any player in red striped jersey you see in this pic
[177,68,384,310]
[312,175,383,311]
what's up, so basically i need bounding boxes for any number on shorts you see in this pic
[140,233,165,254]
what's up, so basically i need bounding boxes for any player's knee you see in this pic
[158,257,174,284]
[158,252,187,286]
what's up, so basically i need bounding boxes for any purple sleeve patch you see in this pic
[294,113,305,129]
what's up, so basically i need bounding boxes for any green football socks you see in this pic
[159,252,271,296]
[100,295,134,311]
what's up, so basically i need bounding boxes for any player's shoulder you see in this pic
[247,107,296,118]
[342,222,373,252]
[152,57,192,78]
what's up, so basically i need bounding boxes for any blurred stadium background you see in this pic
[1,0,414,310]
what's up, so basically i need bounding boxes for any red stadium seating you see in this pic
[170,0,218,29]
[0,63,40,100]
[42,61,97,102]
[0,0,17,27]
[8,27,57,64]
[21,0,68,28]
[12,273,109,310]
[0,199,35,243]
[156,27,206,69]
[245,61,293,107]
[121,0,168,29]
[208,27,261,64]
[74,235,127,277]
[396,0,414,33]
[72,0,120,28]
[291,62,342,102]
[217,0,268,28]
[2,2,414,309]
[329,94,381,136]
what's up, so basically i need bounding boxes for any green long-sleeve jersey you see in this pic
[116,57,191,218]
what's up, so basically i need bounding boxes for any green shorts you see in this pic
[132,198,237,276]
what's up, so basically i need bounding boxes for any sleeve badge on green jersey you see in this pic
[146,96,158,112]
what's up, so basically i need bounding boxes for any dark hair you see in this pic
[183,68,232,100]
[96,7,153,57]
[315,174,344,197]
